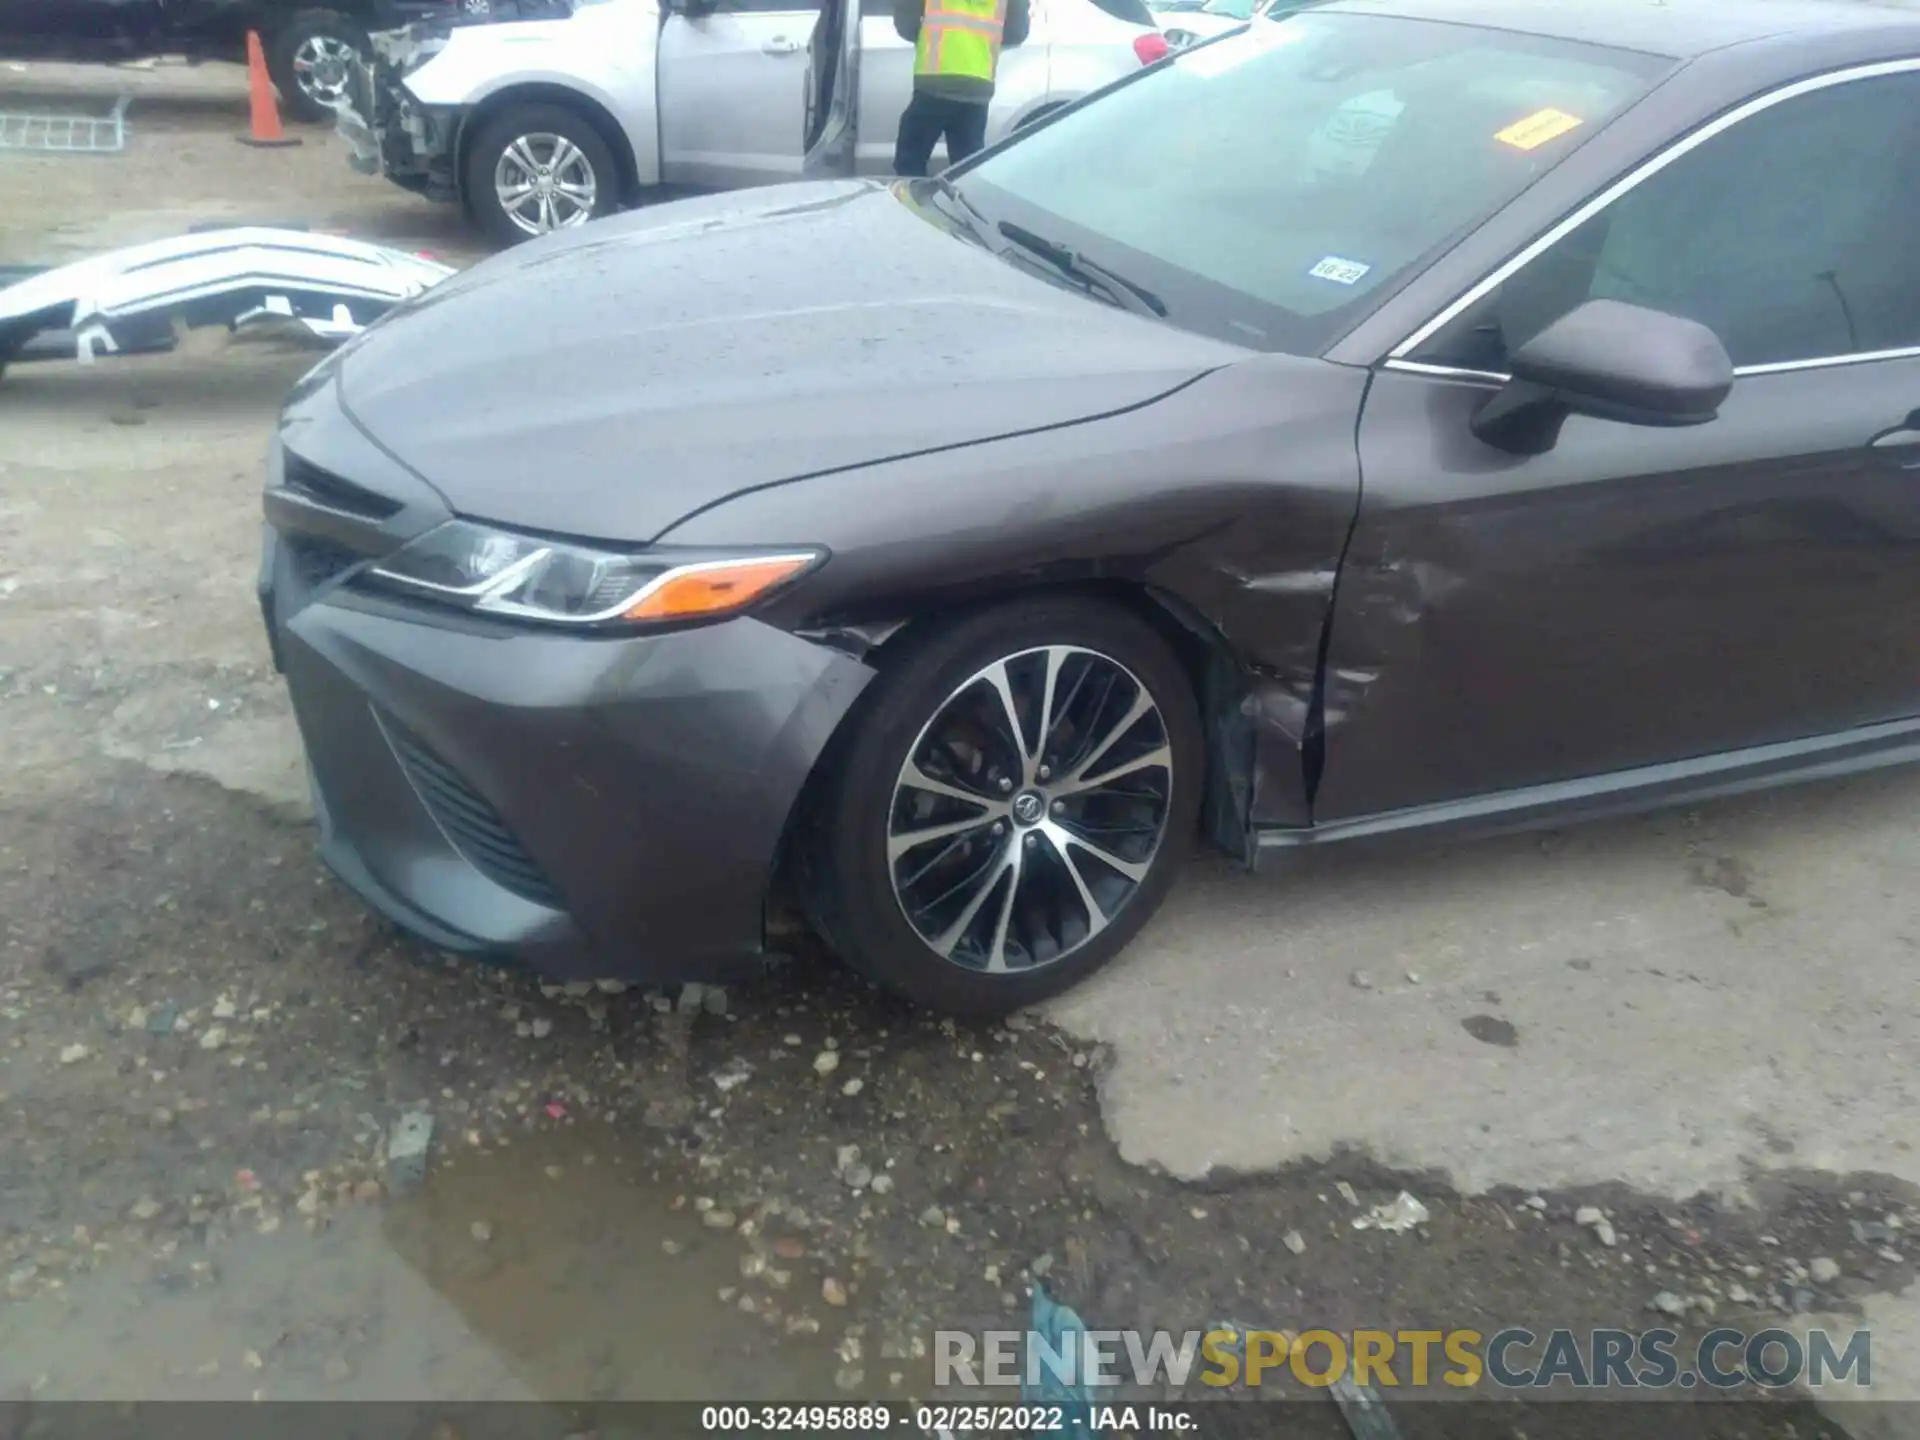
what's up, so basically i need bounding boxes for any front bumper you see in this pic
[337,56,461,202]
[260,466,873,983]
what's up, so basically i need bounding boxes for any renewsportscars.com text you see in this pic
[934,1325,1871,1391]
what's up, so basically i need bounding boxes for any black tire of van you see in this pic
[266,11,370,125]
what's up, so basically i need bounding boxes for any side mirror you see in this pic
[1471,299,1734,456]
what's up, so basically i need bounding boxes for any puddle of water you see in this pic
[383,1123,847,1401]
[0,1124,856,1403]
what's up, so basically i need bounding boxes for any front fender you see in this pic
[658,354,1369,831]
[401,0,661,184]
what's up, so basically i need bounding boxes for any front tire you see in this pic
[267,11,368,124]
[462,104,621,249]
[810,598,1203,1016]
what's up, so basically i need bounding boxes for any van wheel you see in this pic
[808,598,1202,1016]
[267,11,368,124]
[463,104,620,248]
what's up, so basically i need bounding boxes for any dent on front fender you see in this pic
[1148,539,1352,843]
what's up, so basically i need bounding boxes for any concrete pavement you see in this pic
[1050,779,1920,1198]
[1047,768,1920,1407]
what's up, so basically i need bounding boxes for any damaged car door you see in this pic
[1318,65,1920,824]
[803,0,859,175]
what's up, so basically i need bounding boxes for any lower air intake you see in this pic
[380,713,566,911]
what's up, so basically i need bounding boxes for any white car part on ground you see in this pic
[0,227,453,369]
[0,94,132,154]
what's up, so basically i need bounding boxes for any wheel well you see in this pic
[457,85,640,203]
[765,579,1254,944]
[860,578,1222,696]
[264,7,357,41]
[287,7,362,33]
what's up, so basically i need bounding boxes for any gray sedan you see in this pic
[263,0,1920,1014]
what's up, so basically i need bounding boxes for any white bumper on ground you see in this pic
[0,227,454,365]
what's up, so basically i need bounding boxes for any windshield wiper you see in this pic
[996,221,1168,318]
[922,175,993,248]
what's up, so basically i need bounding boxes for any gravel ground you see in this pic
[0,63,1913,1439]
[3,745,1903,1431]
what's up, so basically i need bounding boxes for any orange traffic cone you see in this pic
[236,30,302,148]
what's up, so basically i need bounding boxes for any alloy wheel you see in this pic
[290,35,359,109]
[493,134,599,236]
[887,645,1175,974]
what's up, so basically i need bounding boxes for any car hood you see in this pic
[332,180,1245,543]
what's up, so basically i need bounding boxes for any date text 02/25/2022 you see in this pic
[697,1403,1199,1433]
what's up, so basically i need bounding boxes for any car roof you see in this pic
[1309,0,1920,59]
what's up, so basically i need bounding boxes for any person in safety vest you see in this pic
[891,0,1030,176]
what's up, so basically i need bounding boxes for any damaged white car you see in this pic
[0,228,452,381]
[335,0,1168,245]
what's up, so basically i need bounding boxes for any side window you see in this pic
[860,0,894,16]
[1413,70,1920,373]
[720,0,821,13]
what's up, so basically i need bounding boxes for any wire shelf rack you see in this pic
[0,95,131,154]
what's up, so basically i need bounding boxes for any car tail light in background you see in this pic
[1133,31,1170,64]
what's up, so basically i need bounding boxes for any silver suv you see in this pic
[339,0,1168,245]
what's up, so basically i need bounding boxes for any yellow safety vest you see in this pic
[915,0,1008,84]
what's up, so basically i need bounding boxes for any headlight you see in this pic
[367,520,821,626]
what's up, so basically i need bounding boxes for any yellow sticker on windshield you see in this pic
[1494,107,1584,151]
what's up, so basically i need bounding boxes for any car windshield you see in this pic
[1197,0,1256,20]
[952,12,1672,353]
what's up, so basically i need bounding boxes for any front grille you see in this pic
[284,453,404,522]
[382,715,566,910]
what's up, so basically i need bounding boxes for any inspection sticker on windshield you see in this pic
[1308,255,1371,285]
[1495,107,1584,151]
